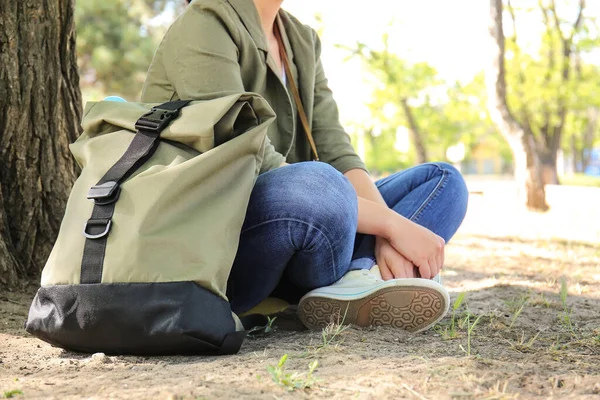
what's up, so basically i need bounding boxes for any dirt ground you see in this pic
[1,180,600,399]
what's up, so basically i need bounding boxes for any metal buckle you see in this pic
[135,107,178,133]
[87,181,120,205]
[83,218,112,240]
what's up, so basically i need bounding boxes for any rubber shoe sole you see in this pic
[298,283,449,333]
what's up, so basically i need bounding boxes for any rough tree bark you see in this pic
[400,98,428,164]
[486,0,549,211]
[0,1,81,287]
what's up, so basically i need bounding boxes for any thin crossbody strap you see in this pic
[273,20,320,161]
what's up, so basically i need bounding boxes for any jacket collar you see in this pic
[227,0,268,52]
[226,0,295,64]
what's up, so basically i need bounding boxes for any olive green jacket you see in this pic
[141,0,367,174]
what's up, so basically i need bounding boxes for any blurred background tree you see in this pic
[76,0,180,101]
[73,0,600,200]
[503,0,596,185]
[336,0,599,209]
[487,0,598,210]
[342,31,511,177]
[344,35,441,165]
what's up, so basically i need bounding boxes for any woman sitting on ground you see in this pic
[141,0,469,332]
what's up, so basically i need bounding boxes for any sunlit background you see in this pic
[77,0,600,184]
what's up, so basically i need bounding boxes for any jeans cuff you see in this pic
[348,257,376,271]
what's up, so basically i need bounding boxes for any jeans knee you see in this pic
[432,162,469,216]
[428,161,459,176]
[288,162,358,235]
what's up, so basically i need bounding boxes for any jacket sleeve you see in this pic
[143,3,285,173]
[310,31,368,174]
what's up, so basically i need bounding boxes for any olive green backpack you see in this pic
[25,93,274,355]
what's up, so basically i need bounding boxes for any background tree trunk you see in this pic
[571,134,580,173]
[400,98,428,164]
[539,148,560,185]
[486,0,549,211]
[0,1,81,287]
[539,0,584,185]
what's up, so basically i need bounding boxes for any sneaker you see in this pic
[297,266,449,333]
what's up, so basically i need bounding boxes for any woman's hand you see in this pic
[355,197,444,279]
[383,214,445,279]
[375,237,419,280]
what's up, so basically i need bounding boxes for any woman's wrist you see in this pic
[381,210,412,243]
[381,211,396,241]
[357,197,396,237]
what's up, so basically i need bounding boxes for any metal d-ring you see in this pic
[82,218,112,240]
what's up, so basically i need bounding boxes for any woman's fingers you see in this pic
[378,259,394,281]
[402,258,415,279]
[386,254,405,279]
[418,260,433,280]
[437,237,445,278]
[387,249,416,279]
[434,251,443,278]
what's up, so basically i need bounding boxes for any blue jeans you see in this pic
[226,162,468,314]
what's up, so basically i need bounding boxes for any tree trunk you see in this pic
[486,0,548,211]
[400,98,428,164]
[510,136,549,211]
[539,149,560,185]
[0,1,81,287]
[571,134,580,173]
[537,0,584,185]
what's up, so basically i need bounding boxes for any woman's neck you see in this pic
[253,0,284,37]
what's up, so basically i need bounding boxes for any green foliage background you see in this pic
[76,0,177,101]
[75,0,600,177]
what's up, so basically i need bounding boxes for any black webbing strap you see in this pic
[80,100,191,284]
